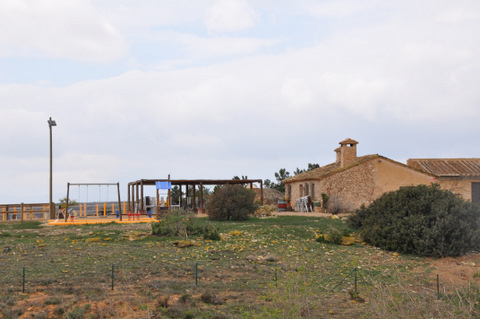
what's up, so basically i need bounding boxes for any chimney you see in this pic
[336,138,358,167]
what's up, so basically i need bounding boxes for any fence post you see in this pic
[21,203,24,222]
[22,266,26,293]
[111,264,115,290]
[437,274,440,300]
[195,263,198,287]
[354,267,358,295]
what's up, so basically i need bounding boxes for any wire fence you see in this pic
[0,259,449,301]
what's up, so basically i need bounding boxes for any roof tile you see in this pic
[407,158,480,177]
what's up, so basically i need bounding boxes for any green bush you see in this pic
[151,209,220,240]
[348,184,480,257]
[206,184,258,221]
[151,210,194,237]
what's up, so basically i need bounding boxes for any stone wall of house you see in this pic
[319,160,376,211]
[286,160,377,212]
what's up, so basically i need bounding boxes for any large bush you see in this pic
[348,184,480,257]
[206,184,257,221]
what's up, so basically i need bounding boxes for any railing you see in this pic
[0,203,50,221]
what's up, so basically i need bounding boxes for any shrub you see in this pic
[206,184,258,221]
[348,184,480,257]
[151,210,194,238]
[151,209,220,240]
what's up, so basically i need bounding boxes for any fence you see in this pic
[0,203,50,221]
[0,202,131,221]
[0,259,452,299]
[65,201,128,218]
[0,252,475,318]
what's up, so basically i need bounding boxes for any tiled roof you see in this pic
[283,154,380,183]
[407,158,480,177]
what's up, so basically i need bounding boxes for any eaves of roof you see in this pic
[407,158,480,177]
[283,154,379,184]
[283,154,436,184]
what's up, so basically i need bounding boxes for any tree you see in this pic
[263,179,274,188]
[206,184,257,221]
[272,168,291,193]
[170,186,180,205]
[58,197,79,208]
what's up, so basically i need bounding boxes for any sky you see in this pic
[1,0,480,204]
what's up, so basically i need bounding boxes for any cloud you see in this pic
[205,0,259,33]
[0,0,127,62]
[1,0,480,203]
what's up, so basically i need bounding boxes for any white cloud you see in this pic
[205,0,259,33]
[1,1,480,203]
[0,0,127,62]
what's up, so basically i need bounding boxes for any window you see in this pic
[305,183,309,196]
[311,183,315,199]
[472,183,480,204]
[287,185,292,200]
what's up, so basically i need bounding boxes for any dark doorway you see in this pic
[472,182,480,204]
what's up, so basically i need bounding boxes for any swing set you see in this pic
[64,182,123,222]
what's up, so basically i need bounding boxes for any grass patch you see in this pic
[0,221,43,230]
[0,215,474,318]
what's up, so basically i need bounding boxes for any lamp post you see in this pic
[48,117,57,219]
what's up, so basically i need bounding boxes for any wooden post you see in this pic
[167,175,171,212]
[96,204,99,216]
[104,202,106,216]
[30,204,33,220]
[117,182,122,221]
[140,180,144,212]
[135,183,139,213]
[179,185,183,208]
[192,184,196,212]
[199,183,204,213]
[21,203,24,222]
[156,186,160,220]
[65,182,70,222]
[127,183,131,214]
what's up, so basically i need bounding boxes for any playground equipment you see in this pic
[65,183,123,222]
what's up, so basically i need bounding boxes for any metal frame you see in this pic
[65,182,122,222]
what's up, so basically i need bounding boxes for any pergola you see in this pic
[127,178,263,219]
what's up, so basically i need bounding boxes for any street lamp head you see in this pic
[48,117,57,127]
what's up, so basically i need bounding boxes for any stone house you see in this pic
[282,138,480,212]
